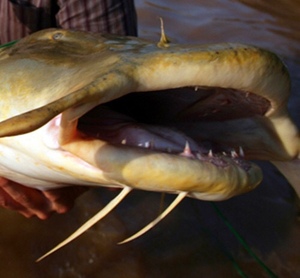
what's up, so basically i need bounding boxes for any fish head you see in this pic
[0,28,299,201]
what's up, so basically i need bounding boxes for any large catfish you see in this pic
[0,27,298,260]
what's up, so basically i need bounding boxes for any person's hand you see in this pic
[0,177,87,219]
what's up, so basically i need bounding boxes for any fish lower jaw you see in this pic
[59,134,262,201]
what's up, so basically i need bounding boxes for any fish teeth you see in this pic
[239,146,245,157]
[136,141,153,149]
[231,150,238,158]
[180,141,195,158]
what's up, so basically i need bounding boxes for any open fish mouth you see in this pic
[0,27,299,259]
[72,86,265,200]
[0,28,283,200]
[0,27,297,201]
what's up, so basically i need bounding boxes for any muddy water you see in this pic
[136,0,300,126]
[1,1,300,277]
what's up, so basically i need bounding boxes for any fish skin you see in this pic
[0,28,297,199]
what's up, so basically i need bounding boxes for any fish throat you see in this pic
[80,86,269,165]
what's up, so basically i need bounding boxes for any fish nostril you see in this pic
[52,32,63,40]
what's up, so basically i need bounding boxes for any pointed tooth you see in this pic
[194,86,199,91]
[231,150,238,158]
[36,187,132,262]
[184,141,192,154]
[208,149,213,158]
[118,192,187,245]
[144,141,150,148]
[180,141,194,158]
[121,139,127,145]
[239,146,245,157]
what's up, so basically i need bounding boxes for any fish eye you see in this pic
[52,32,63,40]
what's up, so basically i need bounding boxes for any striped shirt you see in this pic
[0,0,137,43]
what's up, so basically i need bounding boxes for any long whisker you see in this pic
[118,191,187,244]
[36,186,132,262]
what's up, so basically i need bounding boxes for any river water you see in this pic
[136,0,300,124]
[0,1,300,277]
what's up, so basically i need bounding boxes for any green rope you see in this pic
[210,202,278,278]
[0,40,18,49]
[209,229,249,278]
[190,200,248,277]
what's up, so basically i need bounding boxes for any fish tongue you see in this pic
[77,105,204,153]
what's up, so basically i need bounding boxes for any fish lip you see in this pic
[59,134,262,200]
